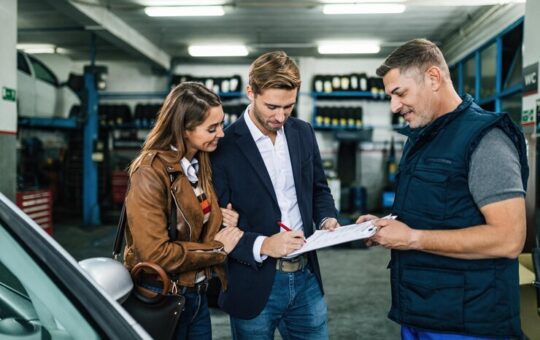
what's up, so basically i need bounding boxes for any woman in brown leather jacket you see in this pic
[124,82,243,339]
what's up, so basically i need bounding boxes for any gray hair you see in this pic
[376,39,449,78]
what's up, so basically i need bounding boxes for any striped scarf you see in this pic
[190,180,211,224]
[178,155,212,224]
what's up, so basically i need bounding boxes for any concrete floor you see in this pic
[53,221,400,339]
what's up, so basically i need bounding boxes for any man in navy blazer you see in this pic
[211,51,338,340]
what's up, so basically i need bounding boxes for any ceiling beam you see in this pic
[44,0,171,70]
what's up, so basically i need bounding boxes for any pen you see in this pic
[277,221,292,231]
[278,222,306,243]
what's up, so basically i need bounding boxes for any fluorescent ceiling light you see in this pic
[323,4,406,14]
[140,1,226,4]
[405,0,524,5]
[17,44,67,54]
[318,41,381,54]
[188,45,248,57]
[319,0,402,4]
[144,6,224,17]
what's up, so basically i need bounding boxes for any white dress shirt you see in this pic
[244,108,303,263]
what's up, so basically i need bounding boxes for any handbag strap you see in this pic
[131,261,172,295]
[112,202,127,259]
[112,171,180,259]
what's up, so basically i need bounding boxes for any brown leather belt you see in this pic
[276,254,308,272]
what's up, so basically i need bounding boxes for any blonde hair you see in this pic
[129,82,221,195]
[249,51,301,95]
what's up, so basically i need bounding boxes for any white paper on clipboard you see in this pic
[284,215,397,258]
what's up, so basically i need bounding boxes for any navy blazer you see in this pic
[211,114,336,319]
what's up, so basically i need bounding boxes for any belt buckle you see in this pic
[277,255,305,272]
[288,256,301,263]
[277,258,286,272]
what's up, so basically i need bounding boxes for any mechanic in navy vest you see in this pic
[356,39,529,340]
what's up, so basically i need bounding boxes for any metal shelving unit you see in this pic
[310,90,390,134]
[18,117,79,129]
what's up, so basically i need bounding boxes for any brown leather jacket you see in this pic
[124,150,227,288]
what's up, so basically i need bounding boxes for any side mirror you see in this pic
[79,257,133,303]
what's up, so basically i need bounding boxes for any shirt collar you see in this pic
[170,145,199,181]
[180,157,199,182]
[181,157,199,170]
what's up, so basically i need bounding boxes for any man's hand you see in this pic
[355,214,380,247]
[261,231,305,258]
[221,203,239,228]
[321,217,340,231]
[370,219,419,250]
[355,214,379,224]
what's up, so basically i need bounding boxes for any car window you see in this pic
[28,56,58,86]
[17,52,31,75]
[0,224,100,339]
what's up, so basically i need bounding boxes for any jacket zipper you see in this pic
[171,188,192,241]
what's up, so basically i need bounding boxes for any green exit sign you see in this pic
[2,87,16,102]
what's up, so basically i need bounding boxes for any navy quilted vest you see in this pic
[390,95,528,338]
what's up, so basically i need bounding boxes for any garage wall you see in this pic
[0,0,17,201]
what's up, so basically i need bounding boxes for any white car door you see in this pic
[56,86,79,118]
[17,52,36,117]
[27,56,57,118]
[0,193,151,339]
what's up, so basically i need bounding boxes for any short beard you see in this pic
[252,104,280,132]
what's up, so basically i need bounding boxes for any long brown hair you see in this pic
[129,82,222,195]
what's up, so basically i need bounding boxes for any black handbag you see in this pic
[123,262,185,340]
[113,187,185,340]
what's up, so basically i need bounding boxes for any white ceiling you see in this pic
[17,0,511,67]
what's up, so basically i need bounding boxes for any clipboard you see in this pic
[284,214,397,258]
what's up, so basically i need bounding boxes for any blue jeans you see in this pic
[174,290,211,340]
[230,267,328,340]
[401,325,510,340]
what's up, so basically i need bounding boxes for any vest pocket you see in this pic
[404,169,448,219]
[401,267,464,328]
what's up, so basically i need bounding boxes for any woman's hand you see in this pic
[221,203,239,228]
[214,226,243,254]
